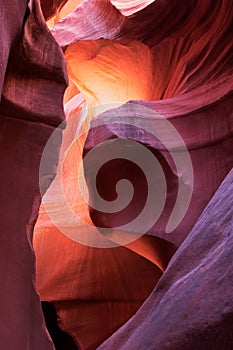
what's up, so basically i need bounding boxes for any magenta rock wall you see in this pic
[0,0,67,349]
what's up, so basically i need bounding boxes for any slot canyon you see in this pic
[0,0,233,349]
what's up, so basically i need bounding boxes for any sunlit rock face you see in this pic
[65,39,154,107]
[0,0,232,350]
[34,4,170,348]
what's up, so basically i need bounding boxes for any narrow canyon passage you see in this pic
[0,1,232,350]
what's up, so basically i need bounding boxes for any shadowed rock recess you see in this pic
[0,0,232,350]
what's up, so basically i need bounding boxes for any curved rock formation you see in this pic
[99,168,233,350]
[34,0,233,349]
[0,0,67,349]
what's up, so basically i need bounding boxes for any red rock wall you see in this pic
[0,1,67,349]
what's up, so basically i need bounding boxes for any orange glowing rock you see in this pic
[65,39,154,107]
[34,30,170,348]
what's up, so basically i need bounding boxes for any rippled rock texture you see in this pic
[0,0,233,349]
[0,0,67,349]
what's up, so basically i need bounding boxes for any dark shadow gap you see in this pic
[41,301,79,350]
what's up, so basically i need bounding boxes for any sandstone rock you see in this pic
[0,1,67,348]
[98,169,233,350]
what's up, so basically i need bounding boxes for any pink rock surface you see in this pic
[98,168,233,350]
